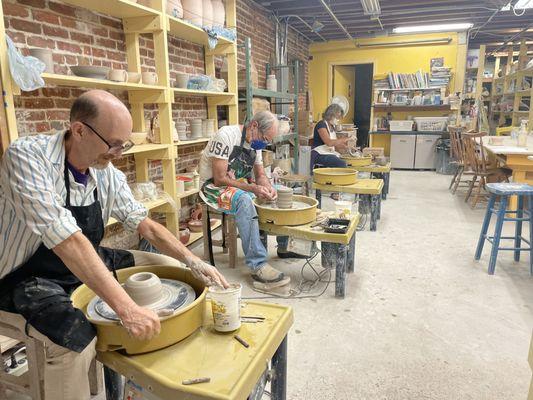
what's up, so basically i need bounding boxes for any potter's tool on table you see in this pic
[71,265,207,354]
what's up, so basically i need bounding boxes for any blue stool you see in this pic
[475,183,533,275]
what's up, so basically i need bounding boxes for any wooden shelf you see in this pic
[516,90,532,97]
[106,197,170,227]
[370,131,446,135]
[374,87,442,92]
[41,73,164,92]
[175,138,210,146]
[122,143,172,157]
[483,78,494,83]
[59,0,159,19]
[185,220,222,247]
[172,88,235,104]
[167,16,233,47]
[177,188,199,200]
[373,105,451,112]
[274,132,298,143]
[514,111,530,114]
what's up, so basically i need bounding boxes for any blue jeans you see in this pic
[232,194,288,271]
[311,151,347,170]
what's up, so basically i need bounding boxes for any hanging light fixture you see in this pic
[360,0,381,19]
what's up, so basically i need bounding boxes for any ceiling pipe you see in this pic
[280,14,327,41]
[318,0,353,40]
[355,38,452,48]
[489,22,533,54]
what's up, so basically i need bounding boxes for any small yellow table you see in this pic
[259,214,360,298]
[312,179,384,231]
[99,301,293,400]
[343,161,391,200]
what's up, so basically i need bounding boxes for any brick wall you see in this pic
[2,0,309,247]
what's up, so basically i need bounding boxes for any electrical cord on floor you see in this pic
[243,249,334,300]
[357,212,367,231]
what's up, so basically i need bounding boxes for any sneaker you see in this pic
[252,263,291,286]
[277,249,307,259]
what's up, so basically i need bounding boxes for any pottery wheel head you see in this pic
[86,277,196,322]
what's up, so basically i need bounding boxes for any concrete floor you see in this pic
[7,171,533,399]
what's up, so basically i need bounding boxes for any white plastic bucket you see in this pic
[209,283,242,332]
[335,200,352,218]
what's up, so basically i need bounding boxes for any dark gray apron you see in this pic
[0,159,134,352]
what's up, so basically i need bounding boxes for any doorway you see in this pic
[331,63,374,148]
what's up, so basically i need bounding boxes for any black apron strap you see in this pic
[205,206,216,266]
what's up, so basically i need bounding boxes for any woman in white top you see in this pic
[310,103,350,170]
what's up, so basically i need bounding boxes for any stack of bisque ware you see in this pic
[202,119,216,138]
[175,121,187,141]
[190,119,203,139]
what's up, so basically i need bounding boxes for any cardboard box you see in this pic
[238,98,270,123]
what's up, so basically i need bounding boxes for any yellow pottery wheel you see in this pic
[341,155,373,167]
[71,265,206,354]
[254,195,318,226]
[313,168,359,186]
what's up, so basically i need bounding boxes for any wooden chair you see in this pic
[201,203,238,268]
[461,132,511,209]
[448,126,475,194]
[0,310,103,400]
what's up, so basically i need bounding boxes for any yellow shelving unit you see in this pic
[0,0,239,245]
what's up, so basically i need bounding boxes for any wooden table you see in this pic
[259,214,360,298]
[483,136,533,209]
[99,301,293,400]
[312,179,384,231]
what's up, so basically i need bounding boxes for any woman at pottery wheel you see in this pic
[311,103,350,170]
[199,111,304,290]
[0,90,229,400]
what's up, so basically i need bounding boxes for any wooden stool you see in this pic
[279,174,310,196]
[0,310,103,399]
[475,183,533,275]
[201,203,238,268]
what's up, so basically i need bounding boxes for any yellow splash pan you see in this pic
[254,195,318,226]
[341,155,373,167]
[313,167,359,186]
[70,265,206,354]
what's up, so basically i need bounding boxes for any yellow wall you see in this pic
[309,32,467,154]
[333,65,356,123]
[309,32,466,116]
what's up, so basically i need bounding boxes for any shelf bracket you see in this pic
[123,15,163,33]
[205,43,235,56]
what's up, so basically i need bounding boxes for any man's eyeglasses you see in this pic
[81,121,134,155]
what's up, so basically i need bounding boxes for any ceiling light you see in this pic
[360,0,381,19]
[393,23,473,34]
[501,0,533,10]
[311,20,325,33]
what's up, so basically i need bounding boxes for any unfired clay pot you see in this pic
[29,48,54,73]
[202,0,213,28]
[211,0,225,27]
[276,186,293,209]
[182,0,203,25]
[124,272,162,307]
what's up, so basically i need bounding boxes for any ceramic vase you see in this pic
[276,186,293,209]
[211,0,225,27]
[202,0,213,28]
[182,0,203,26]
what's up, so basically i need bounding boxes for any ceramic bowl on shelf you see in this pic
[130,132,148,145]
[187,220,203,233]
[70,65,110,79]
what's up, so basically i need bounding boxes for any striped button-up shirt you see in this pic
[0,131,148,279]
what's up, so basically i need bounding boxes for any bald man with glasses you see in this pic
[0,90,228,400]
